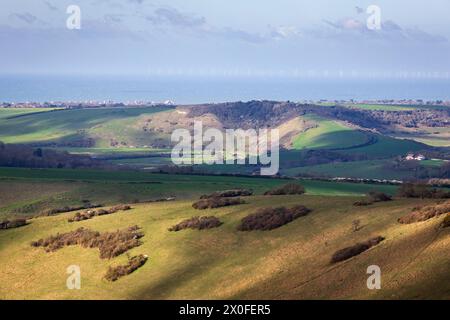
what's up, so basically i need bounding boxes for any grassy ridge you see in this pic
[0,107,171,144]
[292,115,369,150]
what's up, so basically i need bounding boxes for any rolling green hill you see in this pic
[0,107,61,119]
[0,106,172,145]
[292,115,370,150]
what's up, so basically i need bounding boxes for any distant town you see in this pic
[1,99,450,109]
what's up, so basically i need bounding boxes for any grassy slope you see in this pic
[0,167,398,219]
[0,107,171,145]
[282,160,409,180]
[0,195,448,299]
[343,104,447,111]
[292,115,369,150]
[282,159,446,180]
[342,135,427,158]
[343,104,416,111]
[395,127,450,147]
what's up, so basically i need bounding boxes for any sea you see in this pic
[1,75,449,104]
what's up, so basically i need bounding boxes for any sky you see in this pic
[1,0,449,78]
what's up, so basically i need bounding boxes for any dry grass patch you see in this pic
[238,205,311,231]
[31,225,143,259]
[331,236,385,263]
[105,254,148,282]
[398,200,450,224]
[168,216,223,232]
[192,197,244,210]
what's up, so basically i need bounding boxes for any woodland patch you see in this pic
[398,201,450,224]
[331,236,385,263]
[238,205,311,231]
[31,225,143,259]
[192,197,244,210]
[0,218,27,230]
[105,254,148,281]
[168,216,223,231]
[264,183,305,196]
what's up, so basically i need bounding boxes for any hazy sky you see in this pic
[1,0,449,77]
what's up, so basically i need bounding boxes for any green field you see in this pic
[1,194,448,299]
[343,104,448,111]
[282,160,432,180]
[292,115,370,150]
[342,135,427,158]
[283,160,406,180]
[0,167,399,219]
[343,104,416,111]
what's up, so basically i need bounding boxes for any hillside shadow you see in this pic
[133,251,218,299]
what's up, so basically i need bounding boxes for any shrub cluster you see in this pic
[331,236,385,263]
[68,205,131,222]
[398,200,450,224]
[0,218,27,230]
[200,189,253,199]
[41,203,102,216]
[0,142,100,169]
[168,216,223,232]
[353,200,373,207]
[264,183,305,196]
[368,191,392,202]
[105,254,148,282]
[397,183,450,199]
[353,191,392,206]
[192,197,244,210]
[238,205,311,231]
[442,214,450,228]
[31,225,143,259]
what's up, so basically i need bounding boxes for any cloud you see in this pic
[355,6,364,14]
[213,27,265,43]
[269,25,302,39]
[127,0,146,4]
[9,13,39,24]
[43,1,58,11]
[318,17,447,43]
[324,18,364,31]
[144,6,264,43]
[146,7,206,28]
[104,14,125,24]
